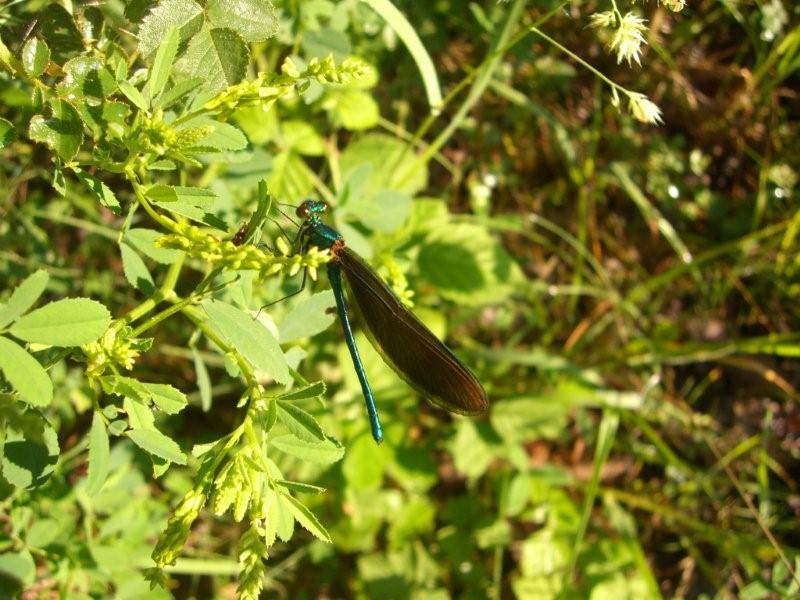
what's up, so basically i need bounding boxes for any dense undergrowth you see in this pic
[0,0,798,598]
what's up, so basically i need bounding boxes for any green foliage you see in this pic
[1,0,798,598]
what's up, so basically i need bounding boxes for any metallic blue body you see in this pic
[300,202,384,443]
[327,263,384,443]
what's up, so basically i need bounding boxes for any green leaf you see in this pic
[384,445,437,493]
[206,0,278,42]
[120,241,155,293]
[330,90,379,131]
[58,56,117,101]
[147,26,179,99]
[153,77,204,109]
[281,120,324,156]
[339,133,427,197]
[273,489,295,542]
[107,420,128,436]
[347,190,411,233]
[73,168,121,213]
[0,117,15,148]
[362,0,442,112]
[262,396,278,432]
[417,223,524,306]
[25,518,61,548]
[1,415,59,489]
[21,37,49,78]
[0,336,53,407]
[37,5,83,61]
[0,550,35,590]
[504,473,531,518]
[10,298,111,346]
[490,397,569,444]
[184,118,248,151]
[278,381,326,402]
[148,159,177,170]
[142,382,188,414]
[202,300,290,384]
[138,0,205,57]
[118,80,149,111]
[147,185,216,205]
[146,185,226,229]
[270,435,344,465]
[123,396,156,430]
[342,433,386,490]
[301,27,351,62]
[386,496,436,547]
[125,228,183,264]
[86,412,110,496]
[76,101,130,140]
[446,420,501,480]
[278,291,336,343]
[0,269,49,329]
[52,169,67,196]
[127,429,187,465]
[276,401,325,442]
[103,374,150,403]
[175,26,248,94]
[268,151,315,203]
[192,347,213,411]
[280,492,332,543]
[28,100,83,161]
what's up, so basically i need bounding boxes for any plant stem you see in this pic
[529,26,625,95]
[117,257,184,329]
[413,0,528,172]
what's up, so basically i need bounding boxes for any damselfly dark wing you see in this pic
[336,247,488,415]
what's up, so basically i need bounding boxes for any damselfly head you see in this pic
[296,199,328,219]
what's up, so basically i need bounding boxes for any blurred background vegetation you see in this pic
[1,0,799,598]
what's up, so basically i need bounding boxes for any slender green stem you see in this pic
[412,0,527,173]
[529,26,627,95]
[130,293,196,337]
[117,257,184,330]
[406,1,570,154]
[129,177,178,232]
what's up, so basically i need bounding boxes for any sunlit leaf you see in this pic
[0,336,53,407]
[120,242,155,293]
[270,435,344,465]
[127,429,187,465]
[138,0,204,57]
[21,38,49,78]
[10,298,111,346]
[174,26,248,94]
[206,0,278,42]
[0,270,49,329]
[28,100,83,161]
[86,412,110,496]
[147,26,179,98]
[202,300,290,384]
[278,291,336,343]
[1,415,59,489]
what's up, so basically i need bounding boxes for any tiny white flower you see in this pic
[589,10,616,29]
[628,92,663,124]
[610,87,621,109]
[610,13,648,66]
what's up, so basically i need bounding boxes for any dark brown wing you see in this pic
[337,247,488,415]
